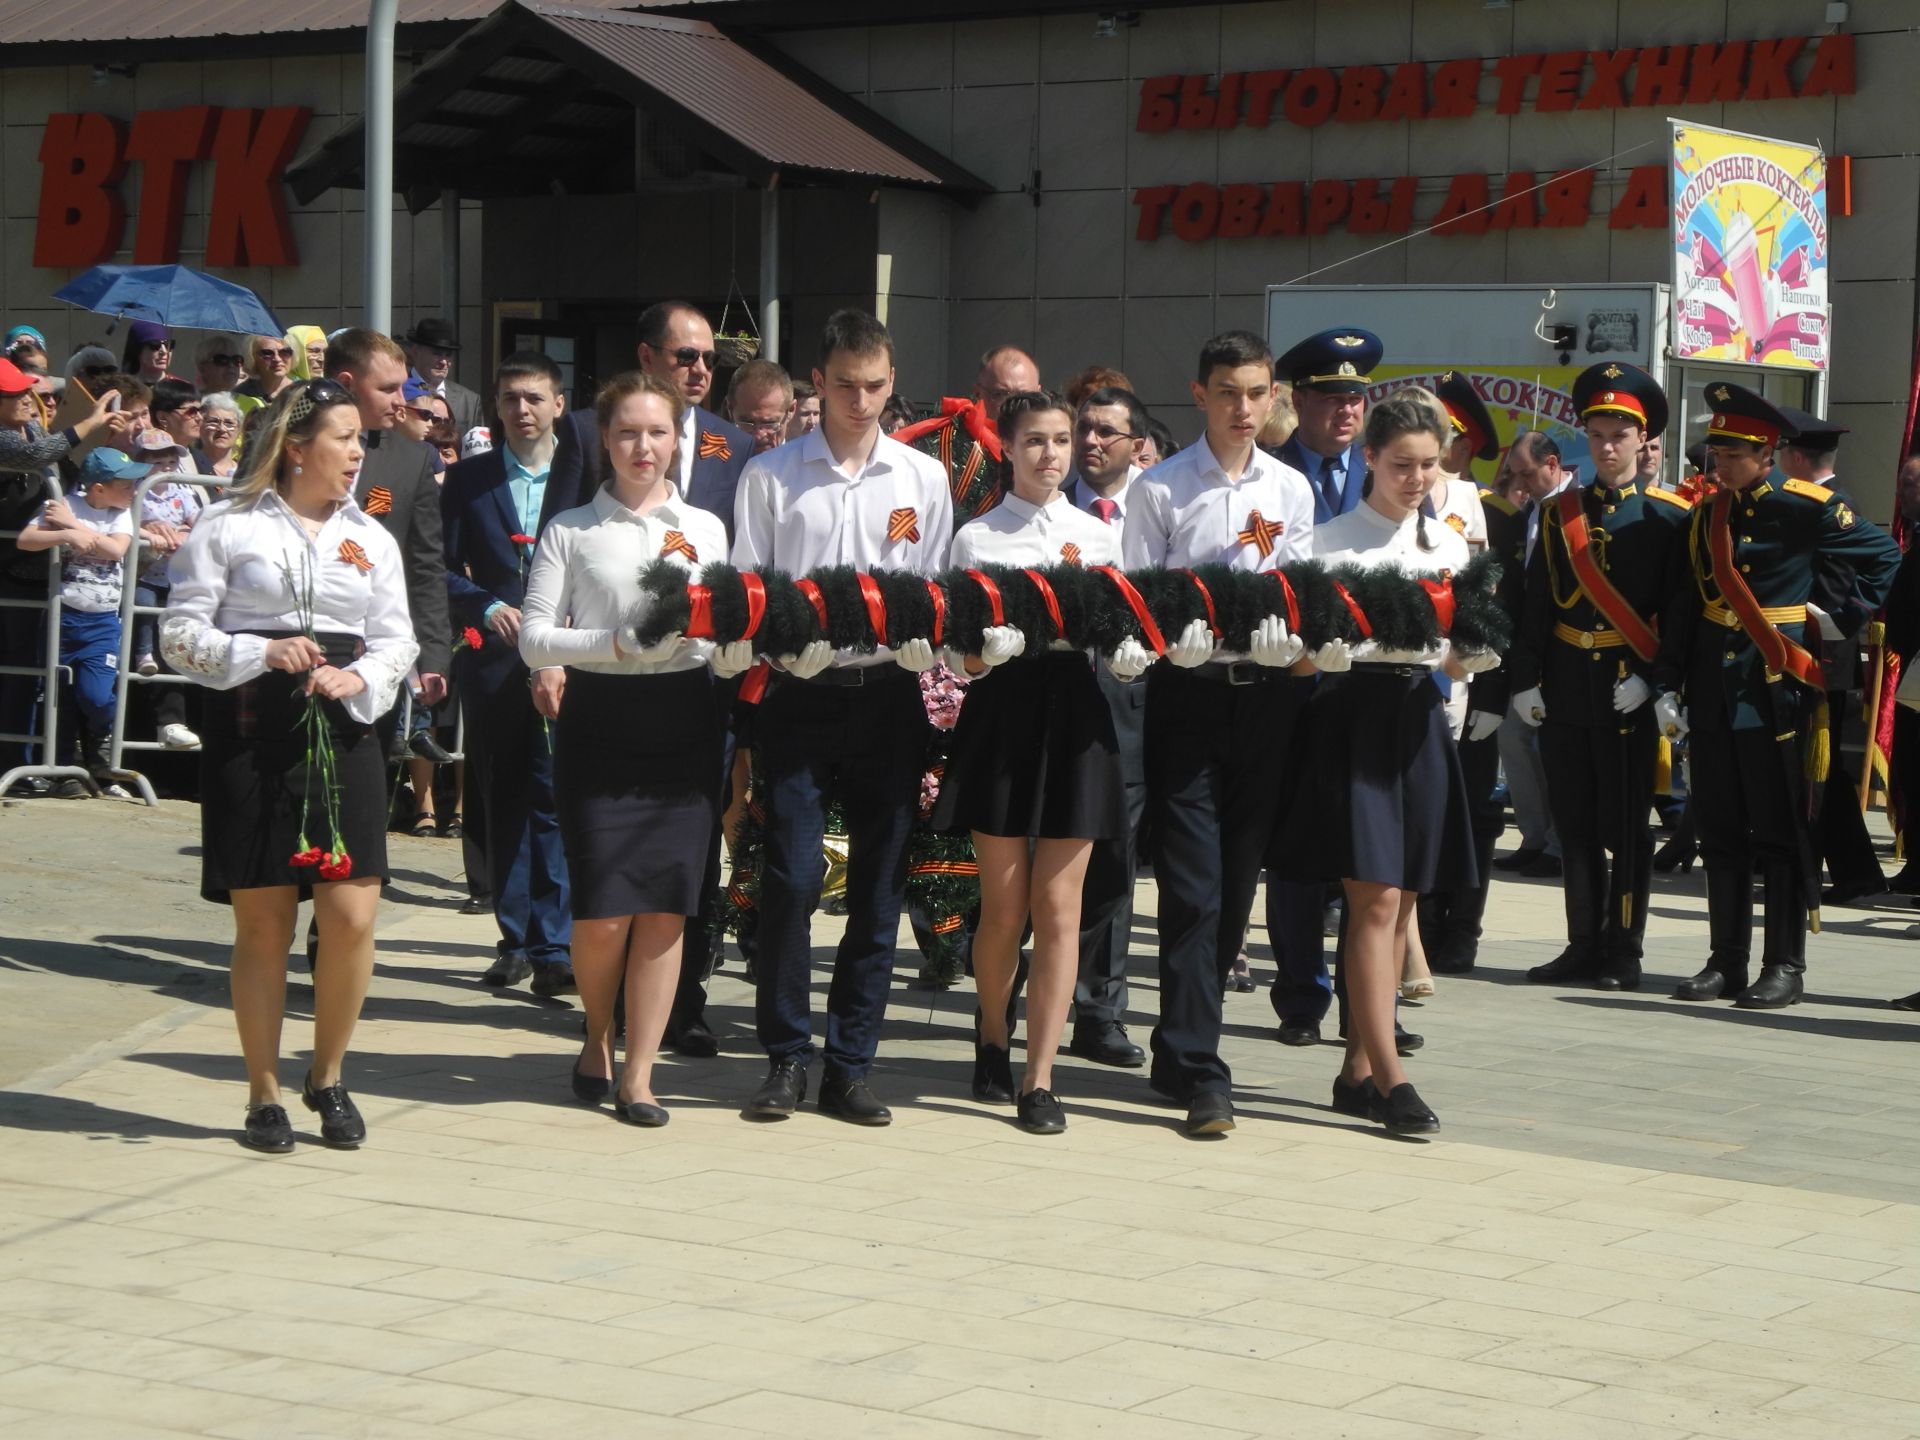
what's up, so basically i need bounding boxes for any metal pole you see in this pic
[440,187,460,343]
[759,176,781,365]
[365,0,400,334]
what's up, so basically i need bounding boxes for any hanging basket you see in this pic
[713,332,760,368]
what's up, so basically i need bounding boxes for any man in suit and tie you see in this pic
[1273,327,1381,524]
[406,317,484,440]
[442,350,601,998]
[636,301,753,1055]
[327,329,451,727]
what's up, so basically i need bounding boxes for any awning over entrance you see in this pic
[286,0,985,207]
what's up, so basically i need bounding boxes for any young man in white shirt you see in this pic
[732,310,953,1126]
[1121,330,1316,1135]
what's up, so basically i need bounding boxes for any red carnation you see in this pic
[459,625,483,650]
[510,533,537,546]
[289,847,325,868]
[318,853,353,881]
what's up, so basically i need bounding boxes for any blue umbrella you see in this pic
[54,263,282,336]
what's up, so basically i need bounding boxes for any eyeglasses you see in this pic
[666,347,716,371]
[172,404,204,418]
[201,416,238,430]
[739,418,787,435]
[261,347,294,361]
[1075,421,1134,443]
[407,405,438,420]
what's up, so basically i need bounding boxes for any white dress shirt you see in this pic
[675,406,699,493]
[949,490,1119,571]
[159,490,419,725]
[732,423,954,665]
[1121,437,1315,572]
[1314,499,1472,672]
[520,484,726,675]
[1525,475,1575,564]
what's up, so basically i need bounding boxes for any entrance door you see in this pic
[500,319,594,411]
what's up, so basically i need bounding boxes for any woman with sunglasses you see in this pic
[161,378,418,1153]
[237,335,298,406]
[121,321,181,386]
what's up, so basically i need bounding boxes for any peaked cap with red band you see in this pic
[1432,370,1500,463]
[1701,380,1787,449]
[1571,361,1669,440]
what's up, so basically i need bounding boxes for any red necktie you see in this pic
[1091,497,1118,525]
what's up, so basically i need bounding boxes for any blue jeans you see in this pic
[59,607,120,737]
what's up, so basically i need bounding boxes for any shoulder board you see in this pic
[1479,489,1519,517]
[1645,486,1693,510]
[1782,478,1833,503]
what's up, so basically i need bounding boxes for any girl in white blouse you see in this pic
[521,372,742,1127]
[161,379,419,1155]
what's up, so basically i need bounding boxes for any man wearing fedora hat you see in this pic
[406,317,483,439]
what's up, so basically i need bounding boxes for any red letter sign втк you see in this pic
[35,113,127,267]
[125,106,218,264]
[205,106,310,268]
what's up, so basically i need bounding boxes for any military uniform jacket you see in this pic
[1469,488,1527,715]
[1653,472,1900,731]
[1510,477,1691,727]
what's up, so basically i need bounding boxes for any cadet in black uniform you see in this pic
[1509,364,1690,992]
[1653,384,1901,1008]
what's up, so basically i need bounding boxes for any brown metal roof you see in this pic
[0,0,647,45]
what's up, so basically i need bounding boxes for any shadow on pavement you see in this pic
[1556,992,1919,1042]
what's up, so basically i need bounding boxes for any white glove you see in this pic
[1249,614,1305,668]
[1105,636,1153,681]
[1613,673,1652,714]
[627,628,687,664]
[978,625,1026,669]
[1310,638,1355,673]
[778,638,834,681]
[1654,691,1688,740]
[1454,648,1502,674]
[1372,643,1431,664]
[893,637,939,674]
[1466,709,1503,743]
[709,639,756,679]
[1512,685,1546,727]
[1166,617,1215,669]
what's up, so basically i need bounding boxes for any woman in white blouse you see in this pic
[521,372,739,1126]
[929,392,1127,1134]
[1278,388,1494,1138]
[161,379,419,1154]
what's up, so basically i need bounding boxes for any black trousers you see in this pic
[1540,713,1659,962]
[1142,667,1304,1098]
[1818,688,1884,891]
[1691,701,1811,969]
[1417,721,1503,963]
[1075,667,1146,1030]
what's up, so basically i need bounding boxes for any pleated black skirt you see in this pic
[554,666,723,920]
[1271,666,1477,893]
[198,631,387,904]
[931,650,1127,840]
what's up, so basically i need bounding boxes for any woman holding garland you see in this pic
[1278,388,1494,1135]
[161,380,418,1154]
[930,390,1127,1133]
[520,372,743,1127]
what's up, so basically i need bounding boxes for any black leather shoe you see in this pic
[1594,956,1642,992]
[1887,864,1920,895]
[819,1075,893,1126]
[1890,991,1920,1012]
[1527,948,1597,985]
[1822,879,1889,907]
[1184,1091,1235,1136]
[571,1062,610,1105]
[1017,1088,1066,1134]
[972,1043,1015,1105]
[1427,946,1476,976]
[667,1014,719,1058]
[1395,1023,1424,1055]
[408,730,455,764]
[1674,965,1744,1001]
[618,1099,670,1127]
[530,962,575,999]
[1734,965,1804,1009]
[1370,1081,1439,1135]
[481,952,532,988]
[1068,1023,1145,1068]
[1521,853,1564,878]
[459,895,492,916]
[301,1074,366,1148]
[1276,1021,1321,1047]
[1493,846,1544,872]
[1330,1074,1378,1119]
[745,1058,808,1118]
[243,1103,295,1153]
[1652,838,1697,874]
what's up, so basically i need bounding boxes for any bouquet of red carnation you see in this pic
[279,555,354,883]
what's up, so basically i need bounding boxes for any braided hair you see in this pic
[1362,386,1450,552]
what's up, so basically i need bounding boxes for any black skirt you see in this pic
[1271,666,1477,894]
[931,650,1127,840]
[198,631,387,904]
[554,666,723,920]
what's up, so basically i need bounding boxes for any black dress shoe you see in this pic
[1886,864,1920,895]
[459,895,492,916]
[1017,1088,1066,1134]
[481,952,532,987]
[1184,1091,1235,1136]
[1330,1074,1378,1119]
[667,1014,719,1058]
[745,1058,808,1118]
[1593,962,1642,992]
[972,1043,1015,1104]
[1822,879,1889,907]
[618,1099,670,1127]
[1674,965,1745,1001]
[820,1075,892,1126]
[1734,965,1804,1009]
[1225,966,1257,994]
[1493,846,1544,872]
[1068,1023,1145,1068]
[1521,853,1564,878]
[1527,948,1597,985]
[301,1074,366,1148]
[1276,1021,1321,1047]
[1395,1023,1423,1055]
[529,962,576,999]
[1370,1082,1439,1136]
[1427,945,1476,976]
[571,1062,610,1105]
[243,1103,295,1153]
[1652,838,1697,874]
[409,730,455,764]
[1890,991,1920,1012]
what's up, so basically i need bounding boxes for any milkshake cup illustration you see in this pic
[1723,207,1770,362]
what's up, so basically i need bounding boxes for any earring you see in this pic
[293,465,302,476]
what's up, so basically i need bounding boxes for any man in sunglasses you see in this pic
[193,334,246,396]
[405,317,482,439]
[892,344,1040,522]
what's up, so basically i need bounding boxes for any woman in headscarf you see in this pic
[288,325,330,382]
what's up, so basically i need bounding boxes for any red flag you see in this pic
[1868,318,1920,839]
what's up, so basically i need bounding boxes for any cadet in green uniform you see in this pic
[1653,384,1901,1008]
[1509,364,1691,991]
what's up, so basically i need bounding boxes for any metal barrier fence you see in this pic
[0,473,98,798]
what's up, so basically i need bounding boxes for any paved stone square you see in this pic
[2,798,1918,1439]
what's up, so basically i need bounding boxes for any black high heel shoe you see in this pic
[972,1044,1015,1105]
[1368,1082,1439,1136]
[571,1062,611,1105]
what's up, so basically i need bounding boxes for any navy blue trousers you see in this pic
[463,674,571,966]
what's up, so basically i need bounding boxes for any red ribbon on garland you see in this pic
[1331,581,1373,639]
[1024,569,1064,641]
[965,568,1005,627]
[1094,566,1167,656]
[1417,576,1455,635]
[1183,569,1221,639]
[856,572,889,647]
